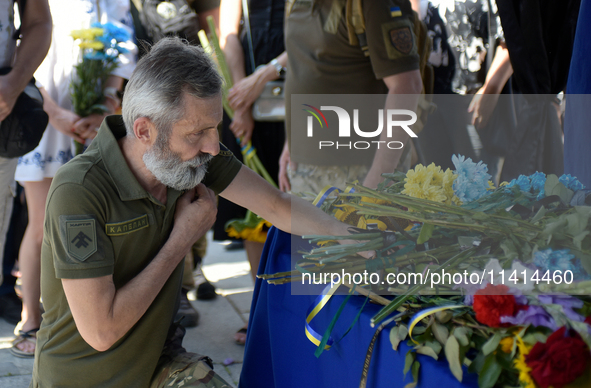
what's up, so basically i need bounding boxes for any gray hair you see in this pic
[122,37,223,137]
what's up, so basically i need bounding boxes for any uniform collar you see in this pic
[95,116,182,204]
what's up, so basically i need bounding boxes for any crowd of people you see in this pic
[0,0,588,387]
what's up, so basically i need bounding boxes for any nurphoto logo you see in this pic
[303,104,418,150]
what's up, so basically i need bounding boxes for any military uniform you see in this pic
[31,116,241,388]
[285,0,419,193]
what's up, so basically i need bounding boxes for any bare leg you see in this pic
[234,240,264,345]
[15,179,52,353]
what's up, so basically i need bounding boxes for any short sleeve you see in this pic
[364,0,420,79]
[201,142,243,195]
[45,183,115,279]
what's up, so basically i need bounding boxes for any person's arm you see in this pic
[362,70,422,189]
[468,42,513,129]
[62,184,217,351]
[0,0,52,121]
[221,166,352,237]
[39,87,84,143]
[72,75,125,140]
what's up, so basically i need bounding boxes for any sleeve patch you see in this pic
[382,19,417,59]
[61,217,98,262]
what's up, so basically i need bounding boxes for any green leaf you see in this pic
[453,327,471,347]
[478,353,502,388]
[390,324,409,351]
[436,310,453,324]
[432,321,449,345]
[417,223,435,244]
[531,205,547,223]
[424,339,442,355]
[573,231,590,250]
[404,350,416,376]
[482,333,502,356]
[468,351,486,374]
[416,345,439,360]
[445,336,463,382]
[411,360,420,384]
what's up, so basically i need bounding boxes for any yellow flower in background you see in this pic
[71,27,104,41]
[500,336,514,353]
[514,336,536,388]
[487,180,496,190]
[79,41,104,50]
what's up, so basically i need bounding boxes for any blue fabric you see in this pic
[564,0,591,188]
[240,227,479,388]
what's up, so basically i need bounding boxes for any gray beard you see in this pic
[143,142,213,191]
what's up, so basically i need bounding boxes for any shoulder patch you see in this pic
[65,218,97,261]
[381,19,417,59]
[390,26,413,54]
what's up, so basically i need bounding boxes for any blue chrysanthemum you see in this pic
[507,175,532,192]
[533,248,591,280]
[559,174,585,191]
[451,154,491,203]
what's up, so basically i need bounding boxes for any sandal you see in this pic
[11,328,39,358]
[234,327,247,346]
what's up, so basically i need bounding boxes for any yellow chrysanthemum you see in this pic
[79,41,104,50]
[441,168,460,205]
[226,220,271,243]
[500,337,514,353]
[514,336,536,388]
[71,27,104,41]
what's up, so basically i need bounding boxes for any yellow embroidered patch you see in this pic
[106,214,149,236]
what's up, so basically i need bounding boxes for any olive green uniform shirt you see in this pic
[285,0,420,166]
[31,116,242,388]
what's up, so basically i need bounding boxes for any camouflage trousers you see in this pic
[150,352,231,388]
[151,322,230,388]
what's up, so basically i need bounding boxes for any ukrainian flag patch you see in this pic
[390,6,402,17]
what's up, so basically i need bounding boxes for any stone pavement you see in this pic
[0,231,253,387]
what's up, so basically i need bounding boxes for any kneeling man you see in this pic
[31,38,352,387]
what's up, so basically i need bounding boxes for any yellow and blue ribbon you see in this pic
[408,305,465,343]
[305,281,342,350]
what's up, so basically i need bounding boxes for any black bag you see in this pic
[136,0,200,45]
[0,68,48,158]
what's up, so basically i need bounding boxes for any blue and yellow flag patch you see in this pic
[390,6,402,17]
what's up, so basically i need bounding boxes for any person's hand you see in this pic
[468,87,500,130]
[73,113,108,140]
[229,107,255,147]
[278,142,295,192]
[228,72,266,111]
[49,107,84,143]
[0,76,21,121]
[172,183,217,253]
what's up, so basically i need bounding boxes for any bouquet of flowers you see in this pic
[261,155,591,387]
[70,22,130,154]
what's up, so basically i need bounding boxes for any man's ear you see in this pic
[133,117,156,145]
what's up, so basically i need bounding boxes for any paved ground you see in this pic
[0,231,253,387]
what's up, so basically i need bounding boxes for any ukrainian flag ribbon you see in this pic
[408,304,466,343]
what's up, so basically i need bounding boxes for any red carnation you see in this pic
[472,284,517,327]
[526,327,590,388]
[585,315,591,325]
